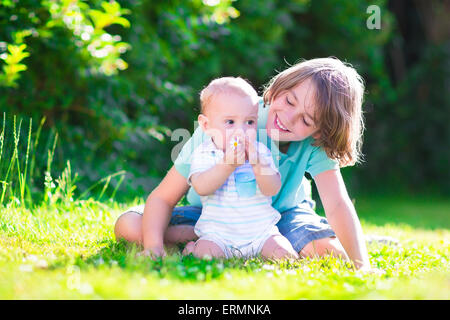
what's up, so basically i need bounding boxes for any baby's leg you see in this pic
[261,234,300,260]
[182,239,226,259]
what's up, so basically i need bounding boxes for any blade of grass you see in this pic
[97,175,111,201]
[1,116,21,205]
[56,160,79,205]
[78,170,126,201]
[0,113,6,205]
[29,116,46,185]
[44,131,58,204]
[109,173,125,201]
[13,116,23,205]
[18,118,32,205]
[0,112,5,166]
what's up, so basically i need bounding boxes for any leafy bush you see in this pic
[0,0,448,204]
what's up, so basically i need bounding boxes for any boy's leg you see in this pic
[300,237,349,260]
[164,225,197,245]
[114,208,199,246]
[277,202,351,261]
[260,234,299,260]
[182,239,226,259]
[114,212,143,245]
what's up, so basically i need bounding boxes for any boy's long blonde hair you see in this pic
[263,57,365,167]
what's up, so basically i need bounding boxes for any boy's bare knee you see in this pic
[114,213,143,244]
[300,237,348,260]
[114,213,129,237]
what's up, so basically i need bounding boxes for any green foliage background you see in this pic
[0,0,449,203]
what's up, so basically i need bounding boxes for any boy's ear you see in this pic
[198,114,209,132]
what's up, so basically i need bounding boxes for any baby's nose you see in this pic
[233,128,246,136]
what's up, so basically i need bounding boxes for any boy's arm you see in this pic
[141,125,207,257]
[142,166,189,256]
[313,169,370,270]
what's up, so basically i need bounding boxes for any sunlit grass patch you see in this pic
[0,196,449,299]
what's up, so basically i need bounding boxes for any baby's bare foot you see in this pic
[182,241,196,256]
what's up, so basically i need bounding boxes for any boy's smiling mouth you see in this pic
[275,115,290,132]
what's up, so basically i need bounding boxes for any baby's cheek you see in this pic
[215,136,226,150]
[223,130,235,145]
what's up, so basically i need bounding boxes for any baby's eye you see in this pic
[246,120,255,125]
[225,120,234,125]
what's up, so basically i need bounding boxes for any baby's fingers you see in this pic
[236,145,246,164]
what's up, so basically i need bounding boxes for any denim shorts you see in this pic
[121,200,336,253]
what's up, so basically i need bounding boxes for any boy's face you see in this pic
[199,92,258,150]
[266,78,319,142]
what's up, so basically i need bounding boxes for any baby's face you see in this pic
[201,92,258,151]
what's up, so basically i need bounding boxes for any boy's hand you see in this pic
[138,246,167,259]
[356,265,386,276]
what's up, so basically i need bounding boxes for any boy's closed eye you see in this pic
[286,96,294,106]
[286,94,313,127]
[302,117,311,127]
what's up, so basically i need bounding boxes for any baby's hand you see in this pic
[245,130,275,176]
[245,129,258,165]
[222,133,246,167]
[246,130,271,167]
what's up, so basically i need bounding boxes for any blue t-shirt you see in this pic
[174,98,339,212]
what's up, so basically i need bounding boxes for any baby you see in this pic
[182,77,298,260]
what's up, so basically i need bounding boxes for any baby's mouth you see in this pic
[275,115,290,132]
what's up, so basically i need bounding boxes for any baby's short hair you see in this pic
[263,57,365,167]
[200,77,259,113]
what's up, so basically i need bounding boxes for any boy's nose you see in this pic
[281,110,297,126]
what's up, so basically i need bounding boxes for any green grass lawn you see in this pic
[0,195,448,299]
